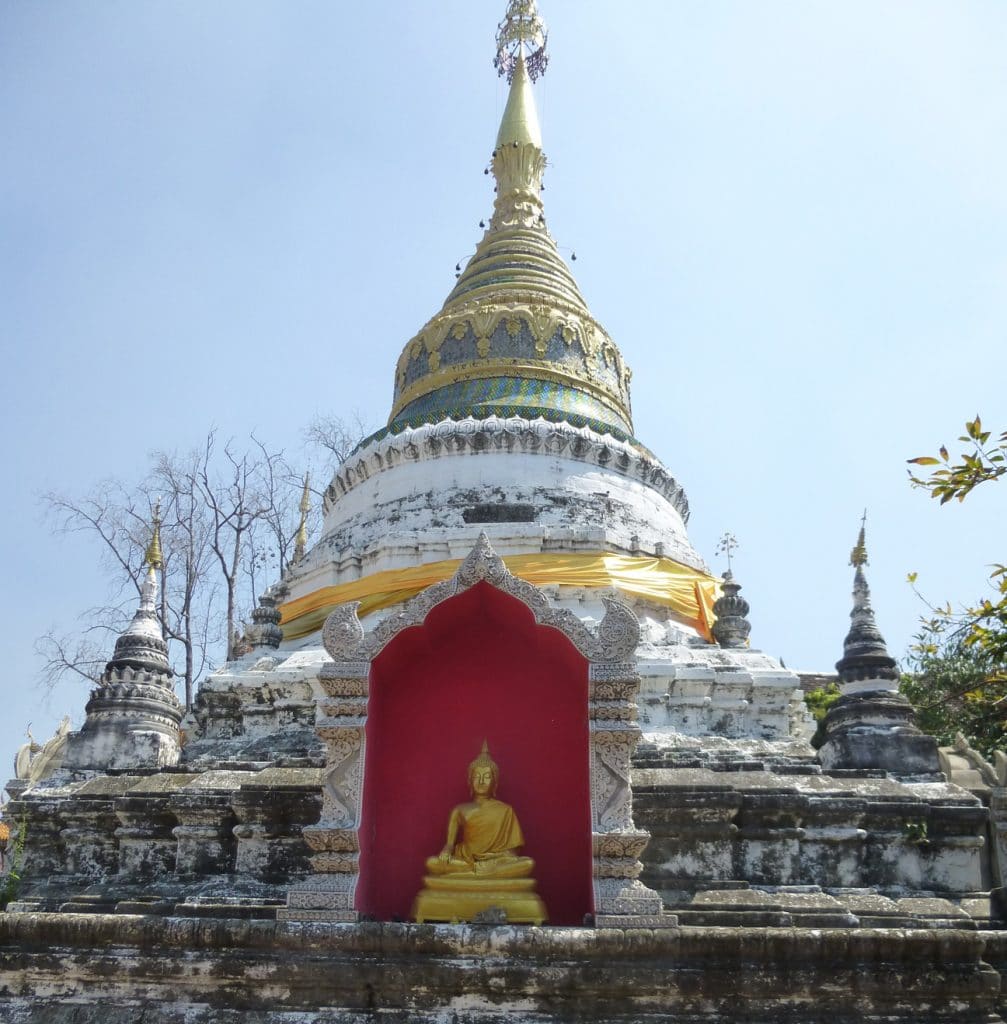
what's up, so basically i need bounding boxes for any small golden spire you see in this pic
[293,474,311,563]
[145,499,164,571]
[849,510,868,568]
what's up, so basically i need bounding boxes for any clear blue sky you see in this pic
[1,2,1004,770]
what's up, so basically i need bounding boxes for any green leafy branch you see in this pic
[900,574,1007,759]
[907,415,1007,504]
[905,415,1007,681]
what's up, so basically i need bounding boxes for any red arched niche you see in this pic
[358,581,593,925]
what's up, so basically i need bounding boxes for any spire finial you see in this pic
[494,0,549,83]
[489,6,548,230]
[711,534,752,649]
[145,498,163,572]
[293,474,311,564]
[716,531,739,577]
[835,515,898,684]
[850,509,868,568]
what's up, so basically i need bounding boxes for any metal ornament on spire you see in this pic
[145,498,164,572]
[716,531,739,576]
[849,509,868,568]
[494,0,549,83]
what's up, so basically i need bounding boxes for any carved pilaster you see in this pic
[280,660,367,922]
[588,655,673,927]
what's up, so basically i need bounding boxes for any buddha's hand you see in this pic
[437,847,452,863]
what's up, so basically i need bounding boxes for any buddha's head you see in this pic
[468,740,499,797]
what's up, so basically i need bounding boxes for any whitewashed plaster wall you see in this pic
[285,418,704,603]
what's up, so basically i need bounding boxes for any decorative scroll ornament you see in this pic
[495,0,549,82]
[595,597,643,663]
[322,601,366,662]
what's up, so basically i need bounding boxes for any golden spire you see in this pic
[144,499,163,572]
[386,1,635,441]
[849,510,868,568]
[293,474,311,563]
[496,53,542,150]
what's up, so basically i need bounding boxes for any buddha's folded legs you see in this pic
[474,854,534,878]
[424,854,535,878]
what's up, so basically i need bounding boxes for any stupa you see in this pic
[2,3,1005,1021]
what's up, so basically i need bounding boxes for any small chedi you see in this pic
[413,741,547,925]
[2,2,1007,1022]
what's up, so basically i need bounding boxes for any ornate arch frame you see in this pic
[281,534,670,927]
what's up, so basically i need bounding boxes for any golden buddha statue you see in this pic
[412,742,548,925]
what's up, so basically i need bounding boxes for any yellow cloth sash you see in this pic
[279,552,721,642]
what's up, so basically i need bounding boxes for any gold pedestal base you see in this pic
[412,876,548,925]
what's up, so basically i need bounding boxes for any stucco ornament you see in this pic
[321,601,365,662]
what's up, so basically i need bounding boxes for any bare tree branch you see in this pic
[38,426,328,709]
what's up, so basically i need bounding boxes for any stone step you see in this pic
[174,901,280,920]
[676,908,792,927]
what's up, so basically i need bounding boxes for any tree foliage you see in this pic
[903,416,1007,754]
[901,622,1006,760]
[803,682,840,749]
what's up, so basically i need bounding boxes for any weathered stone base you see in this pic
[0,913,1002,1023]
[819,726,941,775]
